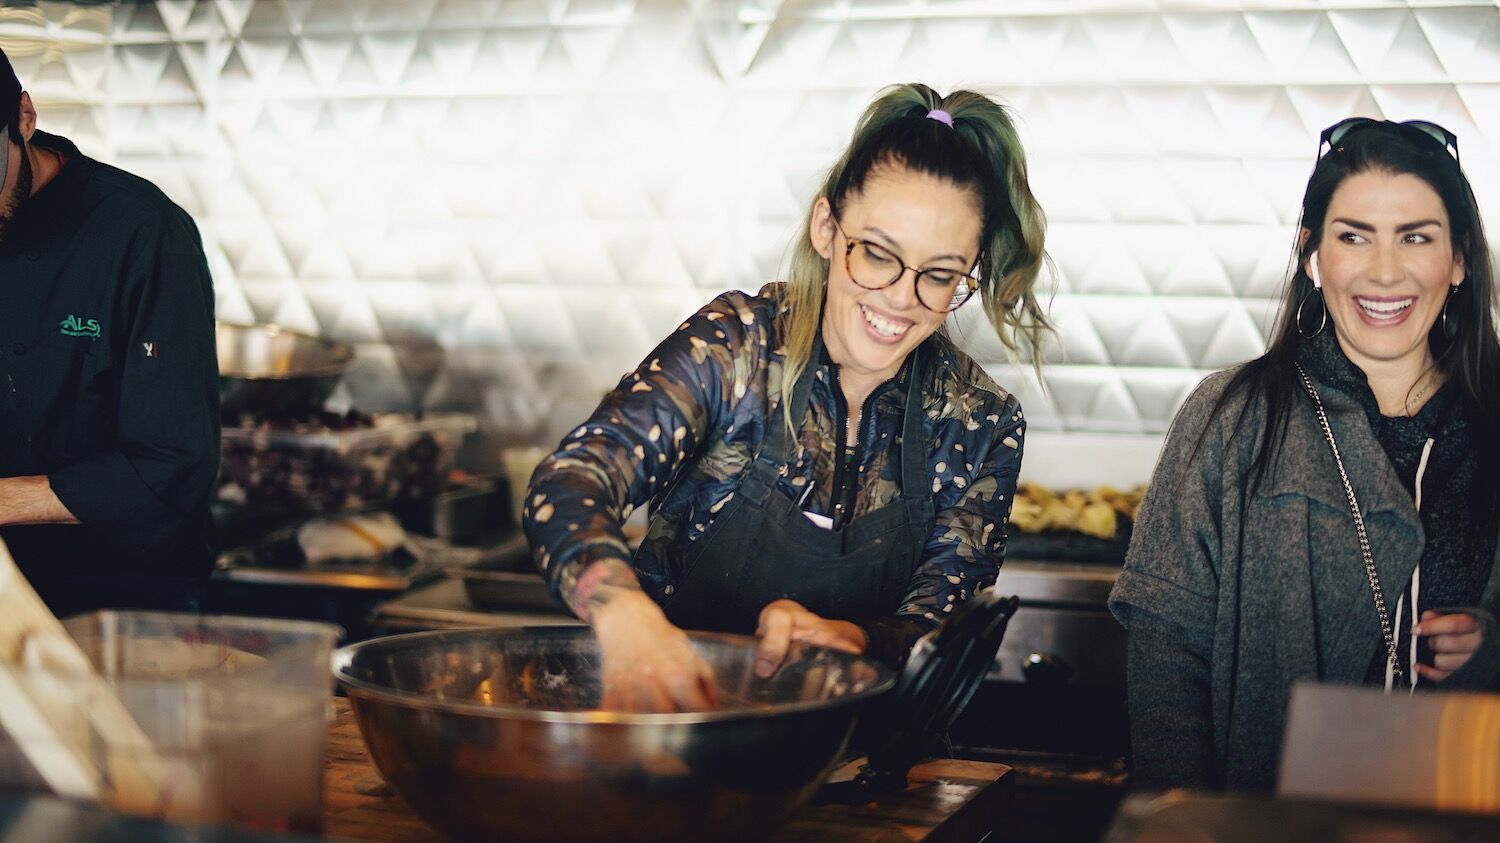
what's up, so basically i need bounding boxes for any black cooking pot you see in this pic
[216,322,355,420]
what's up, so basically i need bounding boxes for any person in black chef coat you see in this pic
[0,47,220,616]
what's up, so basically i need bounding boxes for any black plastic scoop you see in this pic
[821,589,1022,803]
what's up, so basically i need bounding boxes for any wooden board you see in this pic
[323,698,1010,842]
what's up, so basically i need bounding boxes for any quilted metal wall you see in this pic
[3,0,1498,475]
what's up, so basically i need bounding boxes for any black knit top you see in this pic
[1299,332,1498,681]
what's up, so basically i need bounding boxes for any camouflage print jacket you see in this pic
[523,283,1025,662]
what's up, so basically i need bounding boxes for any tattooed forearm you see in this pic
[567,557,646,622]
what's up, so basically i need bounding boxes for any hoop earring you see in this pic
[1296,287,1327,338]
[1442,284,1460,337]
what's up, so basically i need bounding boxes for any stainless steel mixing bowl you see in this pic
[332,627,895,843]
[216,322,354,419]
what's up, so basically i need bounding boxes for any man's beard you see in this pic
[0,139,34,246]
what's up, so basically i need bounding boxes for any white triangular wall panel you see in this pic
[1085,380,1146,435]
[1091,159,1198,225]
[59,42,109,93]
[1046,298,1113,367]
[293,235,358,283]
[1242,159,1320,227]
[236,279,295,325]
[1156,234,1238,299]
[1245,11,1362,84]
[1199,303,1272,370]
[491,285,584,356]
[1162,159,1283,226]
[1082,14,1190,85]
[1163,12,1274,84]
[1079,300,1190,369]
[115,2,169,40]
[3,0,1496,450]
[429,0,505,29]
[266,287,323,336]
[366,280,443,344]
[451,287,516,348]
[1330,10,1447,84]
[238,1,293,37]
[27,53,86,104]
[1029,161,1115,225]
[912,18,992,83]
[1121,369,1207,434]
[1416,7,1500,82]
[1074,233,1159,297]
[743,20,842,82]
[214,0,256,40]
[1201,86,1310,159]
[478,230,553,287]
[1121,87,1223,157]
[362,32,422,90]
[233,36,294,86]
[300,0,373,36]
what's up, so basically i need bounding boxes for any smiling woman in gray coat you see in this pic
[1110,119,1500,793]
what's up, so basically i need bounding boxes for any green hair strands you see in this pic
[776,83,1052,431]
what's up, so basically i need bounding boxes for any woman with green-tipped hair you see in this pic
[524,83,1050,711]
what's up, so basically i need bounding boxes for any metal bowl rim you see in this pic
[217,321,356,380]
[332,627,896,725]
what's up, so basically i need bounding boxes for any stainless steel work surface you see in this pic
[373,579,583,632]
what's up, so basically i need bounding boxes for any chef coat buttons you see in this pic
[11,343,25,356]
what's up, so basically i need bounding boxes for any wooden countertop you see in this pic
[324,698,1011,843]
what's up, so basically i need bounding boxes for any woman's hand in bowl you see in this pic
[754,599,867,678]
[593,590,720,712]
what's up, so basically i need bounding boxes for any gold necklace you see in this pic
[1402,371,1442,416]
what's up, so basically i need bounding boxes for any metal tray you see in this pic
[445,537,561,612]
[1005,523,1131,566]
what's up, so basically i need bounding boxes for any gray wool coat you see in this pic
[1109,367,1500,793]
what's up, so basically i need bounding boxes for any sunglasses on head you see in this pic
[1318,117,1459,165]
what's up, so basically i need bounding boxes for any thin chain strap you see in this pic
[1293,364,1403,681]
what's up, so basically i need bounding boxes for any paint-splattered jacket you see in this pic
[523,283,1025,662]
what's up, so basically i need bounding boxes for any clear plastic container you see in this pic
[219,412,478,513]
[0,612,341,833]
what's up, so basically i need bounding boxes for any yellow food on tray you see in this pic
[1011,483,1147,539]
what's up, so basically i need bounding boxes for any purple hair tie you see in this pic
[926,108,954,128]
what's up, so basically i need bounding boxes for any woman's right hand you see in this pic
[592,590,720,713]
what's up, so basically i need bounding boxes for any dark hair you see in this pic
[827,104,1016,248]
[1208,121,1500,494]
[0,46,19,136]
[777,83,1050,425]
[823,84,1047,354]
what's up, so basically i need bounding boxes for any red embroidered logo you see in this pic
[142,341,158,358]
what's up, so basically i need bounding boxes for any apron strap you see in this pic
[897,344,928,502]
[741,333,824,505]
[747,334,931,510]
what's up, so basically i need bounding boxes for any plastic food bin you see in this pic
[220,413,478,514]
[0,612,342,833]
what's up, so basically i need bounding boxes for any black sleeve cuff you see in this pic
[49,453,191,555]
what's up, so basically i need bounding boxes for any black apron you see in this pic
[658,339,934,634]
